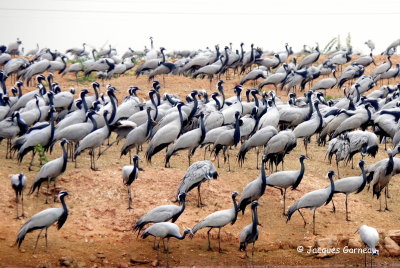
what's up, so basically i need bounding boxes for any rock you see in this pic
[89,256,96,262]
[383,237,400,257]
[96,253,106,259]
[348,237,362,249]
[118,263,128,268]
[59,257,71,267]
[151,260,159,267]
[315,237,337,258]
[130,258,150,265]
[337,234,349,247]
[388,230,400,245]
[302,237,315,249]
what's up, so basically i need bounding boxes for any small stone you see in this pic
[96,253,106,259]
[383,237,400,257]
[315,237,337,258]
[118,263,128,268]
[130,258,150,264]
[89,256,96,262]
[59,257,71,266]
[151,260,159,267]
[388,230,400,245]
[348,237,362,249]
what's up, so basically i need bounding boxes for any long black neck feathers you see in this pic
[233,115,241,146]
[251,205,259,234]
[188,94,198,121]
[325,172,335,205]
[34,99,41,125]
[260,158,267,196]
[178,105,184,136]
[81,92,88,112]
[49,110,56,146]
[16,113,28,135]
[305,93,313,120]
[231,195,239,225]
[386,152,394,176]
[213,95,221,110]
[199,114,206,144]
[57,195,69,230]
[145,109,153,137]
[88,112,97,132]
[356,163,367,194]
[292,157,305,190]
[108,92,117,124]
[315,102,323,131]
[127,159,138,185]
[61,142,68,173]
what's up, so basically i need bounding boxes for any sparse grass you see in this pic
[34,143,48,168]
[66,73,97,84]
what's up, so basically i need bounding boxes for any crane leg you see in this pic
[28,151,36,171]
[298,210,307,227]
[282,188,287,216]
[33,229,43,253]
[227,149,231,172]
[385,187,390,211]
[331,199,336,213]
[312,209,317,235]
[197,184,205,207]
[15,192,19,220]
[252,241,255,260]
[45,178,50,204]
[45,228,48,251]
[256,147,259,170]
[207,228,213,251]
[152,237,158,250]
[345,195,350,221]
[53,179,57,202]
[218,227,223,253]
[127,187,133,210]
[21,191,25,218]
[188,151,191,166]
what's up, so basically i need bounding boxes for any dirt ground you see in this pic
[1,55,400,267]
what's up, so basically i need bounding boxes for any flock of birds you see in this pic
[2,36,400,266]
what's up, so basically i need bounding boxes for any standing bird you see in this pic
[298,47,320,69]
[364,40,375,53]
[286,170,335,235]
[263,130,297,171]
[239,201,260,258]
[121,107,153,157]
[293,101,323,156]
[191,192,239,252]
[357,225,379,266]
[176,160,218,207]
[370,149,394,211]
[266,155,308,215]
[212,111,241,171]
[332,160,367,221]
[30,139,69,203]
[122,155,139,210]
[11,173,27,219]
[15,191,69,253]
[133,193,187,238]
[311,69,338,92]
[141,222,192,263]
[237,156,267,215]
[165,112,206,167]
[74,110,112,170]
[146,102,185,163]
[238,125,278,169]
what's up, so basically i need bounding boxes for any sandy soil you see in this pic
[0,55,399,267]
